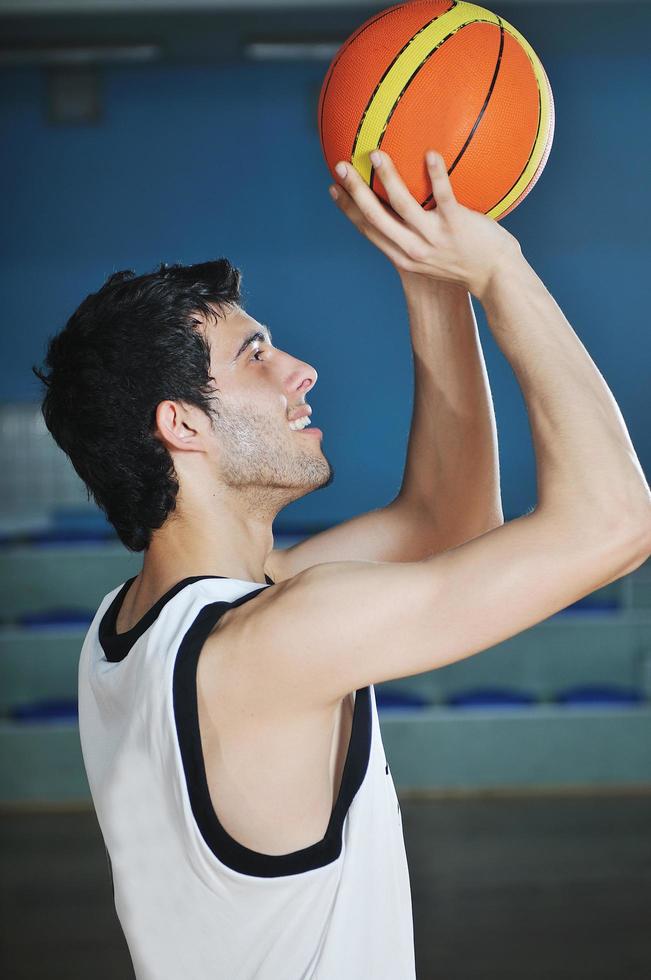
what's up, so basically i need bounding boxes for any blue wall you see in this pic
[1,2,649,528]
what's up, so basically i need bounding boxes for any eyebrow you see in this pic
[233,325,273,362]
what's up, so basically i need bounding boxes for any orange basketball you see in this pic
[318,0,555,220]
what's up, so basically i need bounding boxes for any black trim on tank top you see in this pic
[173,597,372,878]
[98,573,275,662]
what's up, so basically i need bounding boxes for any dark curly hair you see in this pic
[32,259,242,551]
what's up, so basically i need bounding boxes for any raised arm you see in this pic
[218,153,650,709]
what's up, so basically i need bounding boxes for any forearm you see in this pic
[477,253,651,531]
[396,274,504,538]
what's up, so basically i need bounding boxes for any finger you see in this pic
[368,149,433,236]
[329,184,421,273]
[333,159,427,261]
[425,151,458,214]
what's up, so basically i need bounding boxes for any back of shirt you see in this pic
[78,574,416,979]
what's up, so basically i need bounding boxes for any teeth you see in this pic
[288,415,312,430]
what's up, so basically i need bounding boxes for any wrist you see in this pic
[472,244,529,305]
[399,269,469,299]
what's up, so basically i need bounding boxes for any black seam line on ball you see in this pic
[369,15,498,194]
[318,2,409,160]
[418,19,505,210]
[424,18,544,217]
[349,1,457,184]
[375,23,504,193]
[475,35,545,218]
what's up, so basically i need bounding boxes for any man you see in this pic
[34,150,650,979]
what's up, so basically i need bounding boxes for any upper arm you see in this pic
[250,508,646,707]
[265,498,500,583]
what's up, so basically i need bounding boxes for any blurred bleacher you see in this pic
[1,402,650,804]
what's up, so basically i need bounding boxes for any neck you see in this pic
[134,486,283,601]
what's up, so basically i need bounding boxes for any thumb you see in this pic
[426,151,457,212]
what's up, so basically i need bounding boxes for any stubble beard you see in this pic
[214,406,334,496]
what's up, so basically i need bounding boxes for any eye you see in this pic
[250,348,265,362]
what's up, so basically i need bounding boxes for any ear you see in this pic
[154,400,206,453]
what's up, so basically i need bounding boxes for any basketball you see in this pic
[318,0,555,220]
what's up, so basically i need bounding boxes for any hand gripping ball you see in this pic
[318,0,555,219]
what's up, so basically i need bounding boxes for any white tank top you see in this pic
[78,575,416,979]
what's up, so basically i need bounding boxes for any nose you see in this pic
[289,357,317,397]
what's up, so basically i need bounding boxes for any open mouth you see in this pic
[288,418,322,437]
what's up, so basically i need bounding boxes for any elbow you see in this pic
[612,510,651,574]
[634,518,651,566]
[573,491,651,557]
[540,500,651,577]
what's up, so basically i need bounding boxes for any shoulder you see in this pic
[198,573,312,717]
